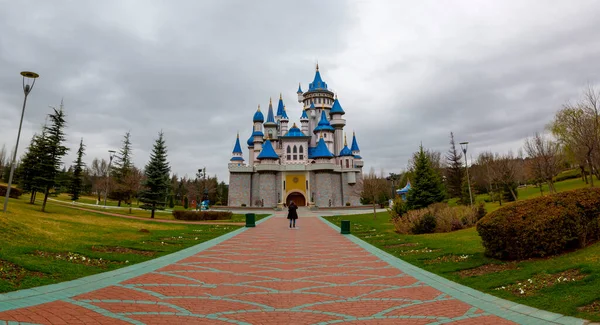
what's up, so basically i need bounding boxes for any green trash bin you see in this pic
[341,220,350,234]
[245,213,256,227]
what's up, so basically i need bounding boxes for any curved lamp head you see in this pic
[459,142,469,154]
[21,71,39,95]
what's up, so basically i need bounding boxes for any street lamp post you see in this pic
[103,150,116,207]
[3,71,39,213]
[459,142,474,206]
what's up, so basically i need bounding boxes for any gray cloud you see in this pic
[1,0,600,182]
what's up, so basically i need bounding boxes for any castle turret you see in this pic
[264,98,277,140]
[297,83,303,103]
[280,106,289,137]
[253,105,265,159]
[351,131,363,168]
[339,133,353,168]
[314,110,335,153]
[300,109,309,134]
[276,93,285,119]
[330,95,346,160]
[312,135,334,162]
[247,128,255,164]
[230,133,245,164]
[256,139,279,164]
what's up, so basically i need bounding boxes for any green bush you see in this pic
[412,212,437,234]
[183,196,189,209]
[554,168,581,182]
[0,185,22,199]
[477,188,600,260]
[172,210,232,221]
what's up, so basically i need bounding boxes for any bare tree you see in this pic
[361,167,390,219]
[90,158,108,202]
[489,152,520,202]
[523,132,562,193]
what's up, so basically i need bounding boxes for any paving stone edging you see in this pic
[0,215,273,312]
[318,216,591,325]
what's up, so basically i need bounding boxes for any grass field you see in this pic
[325,179,600,321]
[0,197,245,293]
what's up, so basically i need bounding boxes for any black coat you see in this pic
[287,205,298,219]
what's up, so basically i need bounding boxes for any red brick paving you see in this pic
[0,212,520,324]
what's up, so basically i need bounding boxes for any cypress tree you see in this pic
[70,138,86,201]
[37,105,69,212]
[407,145,446,209]
[445,132,464,199]
[18,134,45,204]
[139,131,170,218]
[184,196,189,209]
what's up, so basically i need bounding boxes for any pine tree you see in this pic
[168,193,175,208]
[445,132,464,199]
[184,196,189,209]
[139,131,170,218]
[406,145,446,209]
[37,105,69,212]
[17,134,43,204]
[70,138,86,201]
[110,132,133,206]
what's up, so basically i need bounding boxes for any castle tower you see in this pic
[280,106,289,137]
[339,133,354,168]
[252,105,265,162]
[300,109,309,134]
[264,98,277,141]
[246,129,255,164]
[313,110,335,153]
[297,83,303,103]
[276,93,285,120]
[230,133,245,164]
[330,94,346,160]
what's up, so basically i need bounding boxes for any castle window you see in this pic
[283,181,286,190]
[287,146,291,153]
[293,154,297,160]
[299,146,304,153]
[293,145,297,153]
[287,155,291,160]
[299,154,303,160]
[346,159,349,168]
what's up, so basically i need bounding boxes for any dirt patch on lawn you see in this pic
[494,269,587,297]
[578,300,600,315]
[384,243,419,249]
[457,262,519,277]
[91,246,156,257]
[0,259,46,287]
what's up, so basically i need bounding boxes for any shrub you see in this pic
[168,195,175,209]
[476,202,486,220]
[412,212,437,234]
[183,196,189,209]
[554,168,581,182]
[391,202,478,234]
[172,210,232,221]
[477,188,600,260]
[0,185,22,199]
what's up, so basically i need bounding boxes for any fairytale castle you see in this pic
[228,65,364,208]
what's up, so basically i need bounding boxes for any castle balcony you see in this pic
[330,117,346,127]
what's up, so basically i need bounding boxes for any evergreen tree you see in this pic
[17,134,43,204]
[110,132,133,206]
[139,131,170,218]
[445,132,464,199]
[70,138,86,201]
[406,145,446,209]
[37,105,69,212]
[168,193,175,208]
[184,196,189,209]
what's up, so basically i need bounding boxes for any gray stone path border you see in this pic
[318,216,591,325]
[0,215,273,312]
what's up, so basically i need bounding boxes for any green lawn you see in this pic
[325,179,600,321]
[0,197,243,293]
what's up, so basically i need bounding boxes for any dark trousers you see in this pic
[289,218,296,227]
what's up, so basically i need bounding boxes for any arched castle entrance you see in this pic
[286,192,306,206]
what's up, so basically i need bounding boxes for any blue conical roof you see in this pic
[330,97,345,115]
[247,130,254,147]
[256,140,279,160]
[300,109,308,119]
[297,83,303,93]
[281,106,289,119]
[309,64,328,91]
[314,110,335,132]
[340,145,353,156]
[312,137,333,159]
[276,95,285,116]
[232,134,243,154]
[309,102,315,110]
[265,99,276,124]
[253,106,264,122]
[283,124,306,138]
[351,132,360,151]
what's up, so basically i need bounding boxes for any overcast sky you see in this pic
[2,0,600,182]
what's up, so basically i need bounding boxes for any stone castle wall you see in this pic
[343,172,363,206]
[258,172,277,207]
[228,173,251,207]
[250,173,261,206]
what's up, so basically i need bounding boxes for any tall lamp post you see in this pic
[103,150,116,207]
[3,71,39,213]
[459,142,474,206]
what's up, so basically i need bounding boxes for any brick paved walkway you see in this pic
[0,211,589,324]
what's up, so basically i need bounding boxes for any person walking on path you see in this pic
[287,201,298,228]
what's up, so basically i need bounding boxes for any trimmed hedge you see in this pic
[172,210,232,221]
[0,185,23,199]
[477,188,600,260]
